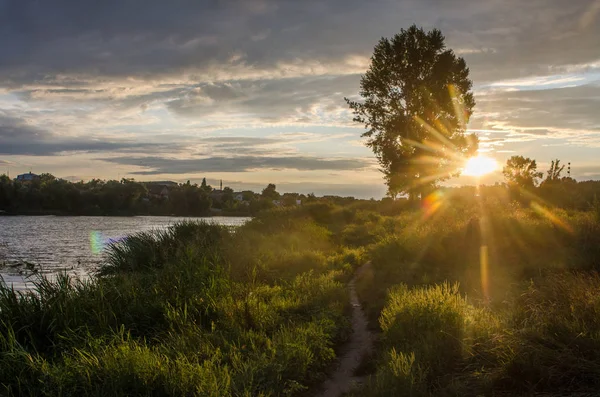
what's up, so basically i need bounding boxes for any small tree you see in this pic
[200,177,211,192]
[544,159,565,183]
[346,25,477,200]
[261,183,280,200]
[222,186,234,204]
[503,156,543,190]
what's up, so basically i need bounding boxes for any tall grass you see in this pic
[2,201,599,395]
[349,200,600,396]
[0,218,355,396]
[100,220,227,275]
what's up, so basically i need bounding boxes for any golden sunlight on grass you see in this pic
[462,155,498,177]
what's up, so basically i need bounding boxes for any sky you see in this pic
[1,0,599,198]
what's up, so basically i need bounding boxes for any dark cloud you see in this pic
[100,155,372,174]
[1,0,598,138]
[0,113,165,155]
[1,0,598,87]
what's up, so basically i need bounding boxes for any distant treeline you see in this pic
[1,171,599,216]
[0,174,323,216]
[446,179,600,210]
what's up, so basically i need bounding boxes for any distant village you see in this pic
[9,172,304,212]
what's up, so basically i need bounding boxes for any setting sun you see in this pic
[462,155,498,177]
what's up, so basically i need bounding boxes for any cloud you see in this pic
[572,164,600,180]
[489,75,586,89]
[2,0,599,132]
[0,113,166,156]
[2,0,598,87]
[163,74,359,125]
[470,83,600,147]
[99,155,373,174]
[1,0,599,189]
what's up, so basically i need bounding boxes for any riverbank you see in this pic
[0,210,360,395]
[0,209,253,217]
[1,201,599,395]
[0,216,250,294]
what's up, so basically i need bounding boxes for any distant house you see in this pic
[233,192,245,202]
[148,185,170,200]
[16,172,40,183]
[146,181,176,200]
[210,190,224,201]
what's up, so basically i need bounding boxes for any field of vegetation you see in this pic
[1,188,600,396]
[0,213,360,396]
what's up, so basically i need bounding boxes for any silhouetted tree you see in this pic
[222,186,234,207]
[503,156,543,191]
[346,25,477,200]
[544,159,565,183]
[261,183,280,200]
[200,177,211,192]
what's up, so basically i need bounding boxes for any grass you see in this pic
[0,215,354,396]
[346,198,600,396]
[1,199,599,395]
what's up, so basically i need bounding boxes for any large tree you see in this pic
[346,25,477,199]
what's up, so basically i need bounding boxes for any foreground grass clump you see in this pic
[0,216,354,396]
[100,220,227,275]
[498,272,600,392]
[348,199,600,396]
[353,283,497,397]
[354,273,600,396]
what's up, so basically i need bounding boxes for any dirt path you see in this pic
[317,263,374,397]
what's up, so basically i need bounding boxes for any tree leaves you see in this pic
[346,25,477,199]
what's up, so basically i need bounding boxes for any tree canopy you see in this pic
[502,155,543,189]
[544,159,565,183]
[347,25,477,199]
[261,183,280,200]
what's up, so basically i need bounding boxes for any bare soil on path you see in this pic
[316,263,375,397]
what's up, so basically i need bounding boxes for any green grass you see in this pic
[348,200,600,396]
[0,216,354,396]
[1,200,599,395]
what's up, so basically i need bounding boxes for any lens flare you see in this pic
[422,190,445,219]
[90,231,124,255]
[463,156,498,177]
[90,231,106,255]
[530,201,574,233]
[480,245,489,302]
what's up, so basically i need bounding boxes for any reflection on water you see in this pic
[0,216,250,291]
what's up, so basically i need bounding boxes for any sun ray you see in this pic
[530,201,574,233]
[413,115,458,151]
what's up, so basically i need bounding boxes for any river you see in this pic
[0,216,250,291]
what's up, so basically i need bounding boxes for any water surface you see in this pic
[0,216,250,290]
